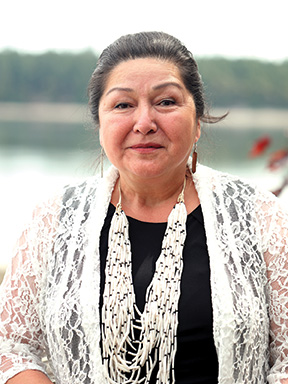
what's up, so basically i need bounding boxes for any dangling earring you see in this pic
[192,142,197,174]
[100,146,104,178]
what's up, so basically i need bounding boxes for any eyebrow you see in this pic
[153,82,184,91]
[105,82,184,97]
[105,87,133,96]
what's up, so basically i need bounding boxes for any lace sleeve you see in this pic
[261,198,288,383]
[0,197,61,384]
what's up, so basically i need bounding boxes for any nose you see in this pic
[133,104,157,135]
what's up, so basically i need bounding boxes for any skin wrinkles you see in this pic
[105,82,185,98]
[98,58,201,220]
[101,84,189,117]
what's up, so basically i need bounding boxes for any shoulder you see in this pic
[28,165,119,228]
[24,176,101,232]
[194,164,286,222]
[195,164,277,202]
[60,165,119,208]
[61,176,101,206]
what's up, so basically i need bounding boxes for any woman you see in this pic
[1,31,288,384]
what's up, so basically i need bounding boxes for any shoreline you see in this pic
[0,102,288,129]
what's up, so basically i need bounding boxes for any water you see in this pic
[1,123,288,269]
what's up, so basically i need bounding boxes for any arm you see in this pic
[6,370,53,384]
[262,200,288,383]
[0,202,59,384]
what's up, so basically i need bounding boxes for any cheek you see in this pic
[176,123,199,152]
[100,124,125,155]
[98,115,114,146]
[170,117,196,141]
[102,116,130,140]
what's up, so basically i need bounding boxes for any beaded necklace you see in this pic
[102,178,187,383]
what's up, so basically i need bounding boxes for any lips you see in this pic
[130,143,163,149]
[129,142,164,154]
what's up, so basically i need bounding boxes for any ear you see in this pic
[99,126,103,147]
[195,119,201,142]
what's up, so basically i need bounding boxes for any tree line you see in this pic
[0,50,287,108]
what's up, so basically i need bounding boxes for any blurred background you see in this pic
[1,0,288,282]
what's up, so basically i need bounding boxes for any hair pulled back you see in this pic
[88,31,225,127]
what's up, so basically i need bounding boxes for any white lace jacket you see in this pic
[1,164,288,384]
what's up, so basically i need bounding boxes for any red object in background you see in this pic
[272,178,288,197]
[249,136,271,158]
[268,149,288,171]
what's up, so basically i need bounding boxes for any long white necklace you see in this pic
[102,178,188,383]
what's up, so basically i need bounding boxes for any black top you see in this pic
[100,204,218,383]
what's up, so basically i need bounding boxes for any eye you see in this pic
[158,99,176,106]
[114,102,131,109]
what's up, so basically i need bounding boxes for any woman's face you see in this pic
[99,58,201,181]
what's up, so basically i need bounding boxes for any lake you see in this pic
[1,105,288,276]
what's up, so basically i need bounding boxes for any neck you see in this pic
[111,169,196,222]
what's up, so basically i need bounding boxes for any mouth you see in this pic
[130,143,163,149]
[129,143,163,153]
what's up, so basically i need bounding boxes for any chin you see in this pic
[117,158,187,180]
[128,165,172,180]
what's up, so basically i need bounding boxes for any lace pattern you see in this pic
[1,163,288,384]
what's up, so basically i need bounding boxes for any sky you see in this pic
[1,0,288,62]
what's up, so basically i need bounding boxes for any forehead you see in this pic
[104,58,183,90]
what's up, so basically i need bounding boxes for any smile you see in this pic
[130,143,163,149]
[130,143,163,153]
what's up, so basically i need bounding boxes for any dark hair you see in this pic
[88,31,226,127]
